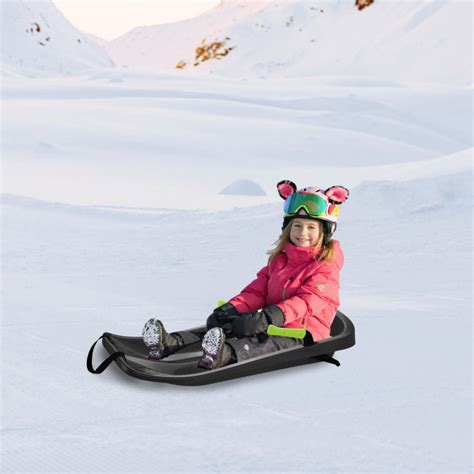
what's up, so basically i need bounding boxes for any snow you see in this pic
[106,0,472,85]
[1,0,114,77]
[219,179,266,195]
[3,74,471,210]
[1,0,472,472]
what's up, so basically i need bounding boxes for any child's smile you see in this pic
[289,218,321,247]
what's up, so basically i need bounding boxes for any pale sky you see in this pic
[53,0,221,41]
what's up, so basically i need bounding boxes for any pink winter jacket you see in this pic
[228,240,344,342]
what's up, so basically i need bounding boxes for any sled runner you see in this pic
[87,310,355,386]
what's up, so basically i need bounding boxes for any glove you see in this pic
[213,302,239,318]
[206,302,239,334]
[231,305,285,337]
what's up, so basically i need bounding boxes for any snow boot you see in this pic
[142,318,184,360]
[197,327,232,370]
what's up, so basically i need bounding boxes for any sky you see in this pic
[53,0,221,40]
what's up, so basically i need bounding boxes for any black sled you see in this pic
[87,310,355,386]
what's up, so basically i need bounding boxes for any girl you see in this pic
[142,180,349,370]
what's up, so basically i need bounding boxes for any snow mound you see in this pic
[1,0,114,77]
[219,179,266,196]
[345,168,472,223]
[105,0,471,84]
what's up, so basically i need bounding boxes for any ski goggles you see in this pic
[283,192,328,218]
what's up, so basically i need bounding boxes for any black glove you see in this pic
[213,302,239,318]
[206,302,239,333]
[231,305,285,337]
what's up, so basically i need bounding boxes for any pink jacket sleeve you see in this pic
[276,257,342,334]
[228,265,269,312]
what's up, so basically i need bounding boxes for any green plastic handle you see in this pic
[266,324,307,339]
[217,300,306,339]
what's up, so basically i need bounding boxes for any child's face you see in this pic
[289,219,322,247]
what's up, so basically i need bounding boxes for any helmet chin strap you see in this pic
[328,222,337,238]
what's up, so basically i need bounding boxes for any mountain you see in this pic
[105,0,471,84]
[1,0,114,77]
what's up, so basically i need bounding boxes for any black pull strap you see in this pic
[87,335,124,374]
[315,354,341,367]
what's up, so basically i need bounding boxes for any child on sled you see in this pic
[142,180,349,369]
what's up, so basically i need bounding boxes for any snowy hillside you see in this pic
[2,72,472,474]
[1,0,114,77]
[1,1,472,470]
[2,156,472,472]
[2,74,471,209]
[106,0,472,84]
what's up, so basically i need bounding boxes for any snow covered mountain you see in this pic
[1,0,114,77]
[105,0,471,84]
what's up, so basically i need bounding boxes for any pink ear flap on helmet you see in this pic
[325,185,349,204]
[277,180,297,200]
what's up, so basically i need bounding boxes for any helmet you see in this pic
[277,180,350,238]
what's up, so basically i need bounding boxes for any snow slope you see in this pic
[1,0,114,77]
[2,74,471,209]
[1,1,472,471]
[1,160,472,472]
[1,71,472,471]
[106,0,472,84]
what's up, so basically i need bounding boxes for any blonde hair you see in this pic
[267,219,336,264]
